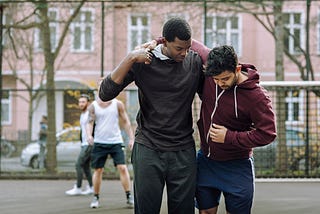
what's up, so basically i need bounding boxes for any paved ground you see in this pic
[1,179,320,214]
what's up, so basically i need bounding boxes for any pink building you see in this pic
[1,1,319,142]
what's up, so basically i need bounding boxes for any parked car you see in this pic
[20,127,81,169]
[254,129,319,172]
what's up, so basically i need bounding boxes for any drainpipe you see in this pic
[101,1,105,78]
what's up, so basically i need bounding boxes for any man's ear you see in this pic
[163,38,168,47]
[236,64,242,73]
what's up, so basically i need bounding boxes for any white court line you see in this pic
[256,178,320,182]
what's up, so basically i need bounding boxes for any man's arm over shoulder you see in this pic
[99,48,152,101]
[191,39,210,65]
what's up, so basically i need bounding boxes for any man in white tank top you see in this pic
[65,94,93,196]
[86,96,134,209]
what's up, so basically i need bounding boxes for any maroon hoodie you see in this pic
[197,64,277,161]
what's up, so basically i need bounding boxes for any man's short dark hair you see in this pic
[162,17,191,42]
[205,45,238,76]
[79,94,90,101]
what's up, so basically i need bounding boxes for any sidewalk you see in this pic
[1,179,320,214]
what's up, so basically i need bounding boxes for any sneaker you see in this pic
[65,185,82,196]
[126,194,134,208]
[90,196,100,208]
[81,185,93,195]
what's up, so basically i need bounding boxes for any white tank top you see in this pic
[92,99,123,144]
[80,110,89,146]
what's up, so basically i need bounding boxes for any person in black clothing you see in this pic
[38,115,47,169]
[98,17,204,214]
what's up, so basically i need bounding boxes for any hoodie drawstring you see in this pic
[234,85,238,119]
[206,84,225,157]
[206,85,239,158]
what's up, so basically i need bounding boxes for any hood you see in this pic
[152,44,170,60]
[238,63,260,89]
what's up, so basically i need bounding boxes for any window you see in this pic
[285,90,304,124]
[205,15,241,55]
[2,13,12,47]
[70,8,94,52]
[1,90,11,125]
[318,11,320,54]
[34,9,59,51]
[128,14,150,51]
[126,89,139,124]
[318,98,320,125]
[283,12,304,54]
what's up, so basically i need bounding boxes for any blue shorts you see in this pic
[195,150,255,214]
[91,143,125,169]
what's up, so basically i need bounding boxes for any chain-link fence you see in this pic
[1,82,320,178]
[1,1,320,179]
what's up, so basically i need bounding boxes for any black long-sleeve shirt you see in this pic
[99,50,203,152]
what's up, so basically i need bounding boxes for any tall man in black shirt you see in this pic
[98,17,204,214]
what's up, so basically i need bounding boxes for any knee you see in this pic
[94,168,104,175]
[117,165,128,174]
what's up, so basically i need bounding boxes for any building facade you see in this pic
[1,1,320,142]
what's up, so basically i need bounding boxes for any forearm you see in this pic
[191,39,210,65]
[110,53,137,84]
[86,122,94,139]
[99,75,124,101]
[123,122,134,142]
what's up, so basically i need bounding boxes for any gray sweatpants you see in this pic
[76,145,93,188]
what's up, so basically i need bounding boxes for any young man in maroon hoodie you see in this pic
[195,45,277,214]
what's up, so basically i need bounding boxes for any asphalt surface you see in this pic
[1,179,320,214]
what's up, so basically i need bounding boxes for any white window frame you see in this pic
[127,14,151,52]
[285,90,304,126]
[1,90,12,125]
[283,11,304,54]
[204,14,242,56]
[34,8,59,52]
[2,13,12,47]
[317,10,320,54]
[318,98,320,125]
[70,8,95,52]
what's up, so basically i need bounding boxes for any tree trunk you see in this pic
[274,0,288,175]
[38,2,57,174]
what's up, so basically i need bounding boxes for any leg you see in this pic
[75,147,86,188]
[220,158,255,214]
[116,164,131,192]
[92,168,103,195]
[38,142,46,169]
[196,186,221,214]
[90,143,108,208]
[132,143,165,214]
[166,147,197,214]
[199,207,218,214]
[195,150,222,214]
[65,148,85,195]
[82,145,93,187]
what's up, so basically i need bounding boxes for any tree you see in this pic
[3,0,86,173]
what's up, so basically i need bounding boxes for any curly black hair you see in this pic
[162,17,191,42]
[205,45,238,76]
